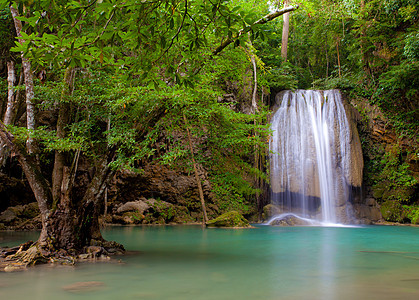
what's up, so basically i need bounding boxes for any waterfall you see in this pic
[269,90,354,224]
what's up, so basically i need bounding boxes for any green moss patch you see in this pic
[206,211,251,228]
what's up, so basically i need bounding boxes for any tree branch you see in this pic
[211,5,299,58]
[82,10,115,48]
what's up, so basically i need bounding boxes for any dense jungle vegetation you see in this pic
[0,0,418,259]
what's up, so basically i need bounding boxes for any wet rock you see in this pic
[86,246,104,256]
[206,211,251,228]
[269,215,313,226]
[116,198,150,214]
[21,202,39,219]
[0,209,18,224]
[380,200,406,222]
[353,204,382,224]
[365,198,376,206]
[262,204,282,220]
[114,164,218,223]
[4,263,27,272]
[0,202,41,228]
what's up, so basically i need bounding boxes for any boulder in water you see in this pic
[269,214,313,226]
[206,211,251,228]
[262,204,282,220]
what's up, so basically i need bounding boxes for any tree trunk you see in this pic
[183,114,208,224]
[281,0,290,62]
[4,61,16,125]
[0,61,17,166]
[336,38,342,78]
[359,0,371,77]
[52,68,75,206]
[10,5,36,154]
[39,155,114,251]
[0,122,52,246]
[250,46,258,113]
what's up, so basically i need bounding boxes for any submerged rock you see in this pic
[62,281,105,293]
[269,214,313,226]
[206,211,251,228]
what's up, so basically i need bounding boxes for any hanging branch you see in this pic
[183,113,208,225]
[154,0,189,64]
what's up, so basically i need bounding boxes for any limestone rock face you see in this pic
[343,97,364,189]
[111,164,219,224]
[0,172,35,212]
[116,198,151,214]
[206,211,251,228]
[0,202,40,229]
[0,208,17,224]
[111,197,185,225]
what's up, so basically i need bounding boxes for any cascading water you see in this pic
[269,90,354,225]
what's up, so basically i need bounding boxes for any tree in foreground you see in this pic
[0,0,298,264]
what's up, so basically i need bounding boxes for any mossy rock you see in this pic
[123,211,144,224]
[21,202,40,219]
[380,201,406,222]
[262,204,282,220]
[206,211,251,228]
[372,181,389,199]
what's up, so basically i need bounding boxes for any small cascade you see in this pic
[269,90,354,224]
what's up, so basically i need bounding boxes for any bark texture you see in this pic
[10,5,36,154]
[281,0,290,61]
[52,68,76,206]
[4,61,16,125]
[183,114,208,224]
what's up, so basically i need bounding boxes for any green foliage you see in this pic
[365,144,418,223]
[374,61,419,138]
[210,172,254,214]
[0,6,14,60]
[200,47,250,91]
[380,200,405,222]
[370,146,417,200]
[259,63,299,91]
[312,67,355,90]
[403,205,419,224]
[129,83,270,213]
[403,32,419,61]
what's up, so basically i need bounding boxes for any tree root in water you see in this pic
[1,239,125,272]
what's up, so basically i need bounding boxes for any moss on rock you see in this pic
[206,211,251,228]
[380,200,406,222]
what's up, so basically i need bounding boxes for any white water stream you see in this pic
[269,90,353,224]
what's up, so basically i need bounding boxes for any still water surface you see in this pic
[1,225,418,300]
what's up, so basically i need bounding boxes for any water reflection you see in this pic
[1,226,419,300]
[319,228,337,300]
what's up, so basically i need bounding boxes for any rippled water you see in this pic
[1,225,419,300]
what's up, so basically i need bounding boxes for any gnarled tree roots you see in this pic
[0,239,125,272]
